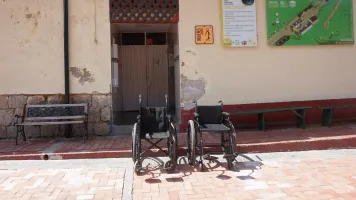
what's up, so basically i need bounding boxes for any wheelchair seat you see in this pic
[145,132,170,139]
[200,124,230,132]
[140,107,168,136]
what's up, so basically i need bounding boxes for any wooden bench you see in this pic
[230,107,312,131]
[14,103,89,145]
[318,105,356,127]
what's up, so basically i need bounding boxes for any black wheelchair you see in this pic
[186,101,238,171]
[132,95,178,174]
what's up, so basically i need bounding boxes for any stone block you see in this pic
[14,108,24,117]
[0,96,8,109]
[27,95,45,105]
[24,126,41,138]
[72,124,85,137]
[101,106,111,122]
[47,95,63,104]
[0,126,7,139]
[6,126,16,138]
[8,95,27,109]
[88,109,101,123]
[41,125,60,138]
[72,95,92,106]
[92,95,109,111]
[0,109,15,126]
[93,123,110,136]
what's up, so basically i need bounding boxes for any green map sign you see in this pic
[266,0,354,46]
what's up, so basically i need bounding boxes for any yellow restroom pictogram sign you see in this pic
[195,25,214,44]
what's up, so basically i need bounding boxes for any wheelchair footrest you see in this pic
[223,153,239,159]
[203,154,218,161]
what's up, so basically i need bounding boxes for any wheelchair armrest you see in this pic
[222,112,230,117]
[167,114,174,123]
[194,112,199,118]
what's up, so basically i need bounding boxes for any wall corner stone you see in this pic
[8,95,27,109]
[0,96,9,109]
[27,96,45,105]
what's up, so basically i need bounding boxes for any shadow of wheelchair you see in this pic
[135,154,265,185]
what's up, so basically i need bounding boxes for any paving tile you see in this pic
[0,163,127,200]
[133,157,356,200]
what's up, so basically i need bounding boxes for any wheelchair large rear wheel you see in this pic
[132,123,138,163]
[166,123,178,171]
[227,122,237,170]
[187,120,196,165]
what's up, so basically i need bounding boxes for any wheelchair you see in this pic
[132,94,178,174]
[186,101,238,171]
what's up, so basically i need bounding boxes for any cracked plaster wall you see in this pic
[179,0,356,106]
[0,0,111,94]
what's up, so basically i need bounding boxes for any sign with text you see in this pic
[195,25,214,44]
[221,0,257,47]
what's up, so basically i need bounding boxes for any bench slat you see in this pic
[319,105,356,109]
[16,121,84,126]
[26,103,88,108]
[230,107,312,115]
[229,106,310,131]
[25,116,86,121]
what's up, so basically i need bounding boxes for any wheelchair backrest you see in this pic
[196,105,223,124]
[140,107,168,134]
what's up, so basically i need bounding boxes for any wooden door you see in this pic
[120,46,148,111]
[146,45,169,107]
[120,45,169,110]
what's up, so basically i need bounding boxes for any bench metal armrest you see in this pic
[14,115,24,125]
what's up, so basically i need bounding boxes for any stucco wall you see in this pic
[0,0,111,94]
[179,0,356,108]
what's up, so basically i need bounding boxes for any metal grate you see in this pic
[110,0,179,23]
[27,107,85,118]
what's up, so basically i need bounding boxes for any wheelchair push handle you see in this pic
[218,100,224,107]
[165,94,168,109]
[138,94,142,107]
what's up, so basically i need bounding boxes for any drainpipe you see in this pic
[64,0,70,104]
[64,0,71,137]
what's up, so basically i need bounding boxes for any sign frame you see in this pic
[220,0,258,48]
[195,25,214,44]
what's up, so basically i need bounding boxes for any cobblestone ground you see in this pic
[0,150,356,200]
[133,150,356,200]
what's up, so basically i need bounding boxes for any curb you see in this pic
[0,136,355,161]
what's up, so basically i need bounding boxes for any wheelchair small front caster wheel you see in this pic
[227,159,233,170]
[134,162,142,175]
[165,160,172,168]
[165,160,176,173]
[198,162,204,172]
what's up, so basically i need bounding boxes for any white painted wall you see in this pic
[179,0,356,106]
[0,0,111,94]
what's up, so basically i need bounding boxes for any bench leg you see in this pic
[16,125,26,145]
[296,109,306,129]
[258,113,265,131]
[83,121,89,143]
[321,109,333,128]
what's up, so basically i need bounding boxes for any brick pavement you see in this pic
[133,157,356,200]
[0,125,356,160]
[0,159,131,200]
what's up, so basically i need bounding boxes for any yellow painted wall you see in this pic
[0,0,111,94]
[179,0,356,107]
